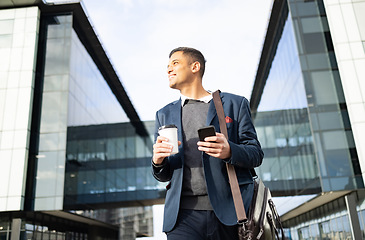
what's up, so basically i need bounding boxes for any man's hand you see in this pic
[153,136,181,165]
[197,132,231,159]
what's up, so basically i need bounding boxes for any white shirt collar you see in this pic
[180,91,213,107]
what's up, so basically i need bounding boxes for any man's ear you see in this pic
[191,61,201,73]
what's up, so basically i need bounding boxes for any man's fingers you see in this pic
[153,141,173,164]
[198,145,222,153]
[156,136,169,143]
[153,143,173,153]
[203,133,225,143]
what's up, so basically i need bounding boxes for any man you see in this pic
[152,47,263,239]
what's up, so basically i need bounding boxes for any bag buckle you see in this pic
[237,219,246,230]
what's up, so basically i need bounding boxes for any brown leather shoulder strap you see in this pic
[212,90,247,221]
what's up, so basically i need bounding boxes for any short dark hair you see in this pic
[169,47,206,77]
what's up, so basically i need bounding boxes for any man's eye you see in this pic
[173,62,178,65]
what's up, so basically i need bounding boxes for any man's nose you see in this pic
[167,65,173,74]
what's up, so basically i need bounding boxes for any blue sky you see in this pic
[81,0,273,121]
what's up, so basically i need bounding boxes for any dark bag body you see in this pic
[238,179,285,240]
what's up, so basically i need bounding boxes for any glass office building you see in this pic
[0,1,161,239]
[251,0,365,239]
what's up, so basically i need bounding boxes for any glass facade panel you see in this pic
[293,2,320,17]
[0,20,14,34]
[301,17,325,34]
[312,71,340,105]
[0,35,12,48]
[354,2,365,39]
[303,32,326,53]
[34,15,72,211]
[306,53,331,70]
[317,111,343,130]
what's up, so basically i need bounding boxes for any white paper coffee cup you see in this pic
[158,125,178,155]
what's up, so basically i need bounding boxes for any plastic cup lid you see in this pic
[158,124,177,131]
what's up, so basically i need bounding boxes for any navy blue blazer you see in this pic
[152,92,264,232]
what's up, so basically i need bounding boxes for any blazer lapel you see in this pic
[206,100,217,126]
[206,92,226,132]
[170,98,183,142]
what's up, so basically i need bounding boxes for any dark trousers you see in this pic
[166,209,238,240]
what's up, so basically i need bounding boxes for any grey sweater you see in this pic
[180,99,213,210]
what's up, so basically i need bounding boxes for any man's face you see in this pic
[167,51,194,90]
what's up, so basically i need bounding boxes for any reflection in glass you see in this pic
[68,30,128,126]
[258,16,307,112]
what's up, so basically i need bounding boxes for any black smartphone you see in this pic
[198,126,216,141]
